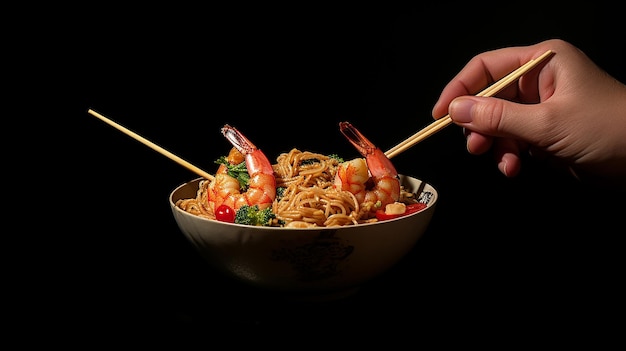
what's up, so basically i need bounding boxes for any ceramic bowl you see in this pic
[169,174,438,300]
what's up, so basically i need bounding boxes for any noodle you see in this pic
[176,180,214,219]
[175,148,418,227]
[272,148,362,227]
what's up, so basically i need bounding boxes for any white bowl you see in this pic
[169,174,438,300]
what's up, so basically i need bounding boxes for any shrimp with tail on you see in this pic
[208,125,276,213]
[334,121,401,213]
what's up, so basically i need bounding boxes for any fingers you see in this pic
[459,96,531,178]
[432,43,551,119]
[465,129,524,177]
[448,96,549,143]
[464,129,492,155]
[450,95,546,175]
[492,138,524,177]
[431,40,562,177]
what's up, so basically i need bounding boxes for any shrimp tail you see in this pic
[222,124,258,155]
[339,121,378,156]
[339,122,398,177]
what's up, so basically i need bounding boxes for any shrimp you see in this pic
[334,121,400,209]
[208,124,276,212]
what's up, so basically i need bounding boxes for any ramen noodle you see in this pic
[175,148,419,227]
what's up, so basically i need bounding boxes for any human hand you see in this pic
[432,39,626,189]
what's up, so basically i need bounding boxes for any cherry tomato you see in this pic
[215,204,235,223]
[375,203,427,221]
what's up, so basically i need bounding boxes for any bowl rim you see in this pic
[169,174,438,231]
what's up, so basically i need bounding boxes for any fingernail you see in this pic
[465,132,473,153]
[450,98,474,123]
[498,160,508,176]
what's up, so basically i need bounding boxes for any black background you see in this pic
[19,3,626,341]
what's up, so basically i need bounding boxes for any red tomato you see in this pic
[215,204,235,223]
[375,203,427,221]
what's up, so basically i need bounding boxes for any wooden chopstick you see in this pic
[384,49,554,159]
[87,108,215,181]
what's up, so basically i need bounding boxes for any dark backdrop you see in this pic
[24,3,625,340]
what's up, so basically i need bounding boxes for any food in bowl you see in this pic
[175,122,430,228]
[169,122,438,299]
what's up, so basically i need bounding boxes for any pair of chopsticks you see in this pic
[87,109,215,181]
[88,50,553,175]
[384,49,554,159]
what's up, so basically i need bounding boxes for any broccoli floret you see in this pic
[214,156,250,190]
[300,154,344,166]
[328,154,344,162]
[234,204,277,226]
[276,186,286,200]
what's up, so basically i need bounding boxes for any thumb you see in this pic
[448,96,544,142]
